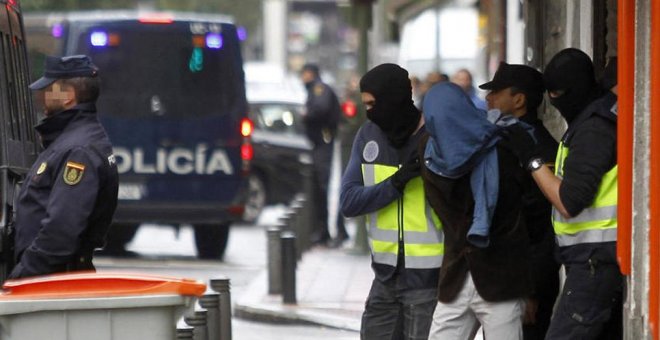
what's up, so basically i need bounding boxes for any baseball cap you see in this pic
[479,62,544,93]
[29,55,99,90]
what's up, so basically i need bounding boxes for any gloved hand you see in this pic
[391,155,421,192]
[499,124,539,168]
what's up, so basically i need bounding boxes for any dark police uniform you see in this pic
[9,55,118,279]
[303,77,342,243]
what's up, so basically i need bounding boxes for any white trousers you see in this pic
[428,273,523,340]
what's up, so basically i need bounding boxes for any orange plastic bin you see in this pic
[0,272,206,340]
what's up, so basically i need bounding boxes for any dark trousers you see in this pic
[311,141,347,240]
[545,260,624,340]
[361,278,437,340]
[524,253,560,339]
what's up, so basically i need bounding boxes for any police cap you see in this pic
[29,55,99,90]
[479,62,544,94]
[301,63,320,77]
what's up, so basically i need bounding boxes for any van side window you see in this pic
[2,33,21,140]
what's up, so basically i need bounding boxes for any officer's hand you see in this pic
[391,155,421,192]
[499,124,539,168]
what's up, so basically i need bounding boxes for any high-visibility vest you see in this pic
[552,142,618,247]
[362,163,444,269]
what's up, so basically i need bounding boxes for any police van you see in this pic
[0,0,39,281]
[24,10,252,259]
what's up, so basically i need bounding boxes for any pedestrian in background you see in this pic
[340,63,443,340]
[451,68,487,110]
[300,63,348,246]
[480,62,560,340]
[9,55,118,279]
[502,48,622,340]
[422,82,532,340]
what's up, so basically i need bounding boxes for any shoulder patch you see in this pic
[36,162,47,175]
[363,140,379,162]
[63,161,85,185]
[314,84,324,96]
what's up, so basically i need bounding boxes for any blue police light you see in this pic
[206,33,223,49]
[90,31,108,47]
[237,27,247,41]
[51,24,63,38]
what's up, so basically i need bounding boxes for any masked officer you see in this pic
[340,64,443,340]
[480,62,559,340]
[9,55,119,279]
[300,63,347,245]
[503,49,622,339]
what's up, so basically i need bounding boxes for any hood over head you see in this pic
[422,82,500,178]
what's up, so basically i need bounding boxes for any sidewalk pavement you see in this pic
[234,245,373,332]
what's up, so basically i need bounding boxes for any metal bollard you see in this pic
[210,278,233,340]
[278,211,293,232]
[199,294,221,340]
[288,201,304,259]
[184,310,208,340]
[295,195,311,252]
[280,231,297,304]
[266,225,282,294]
[177,326,195,340]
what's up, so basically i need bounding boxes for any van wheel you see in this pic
[194,223,230,260]
[102,223,139,255]
[243,174,267,223]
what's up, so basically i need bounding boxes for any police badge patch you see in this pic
[314,84,324,96]
[363,140,379,162]
[63,161,85,185]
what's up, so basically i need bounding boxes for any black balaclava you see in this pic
[599,56,617,91]
[543,48,600,123]
[359,63,420,147]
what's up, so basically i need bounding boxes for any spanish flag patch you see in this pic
[63,161,85,185]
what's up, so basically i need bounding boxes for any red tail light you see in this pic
[240,118,254,137]
[342,99,357,118]
[241,143,253,161]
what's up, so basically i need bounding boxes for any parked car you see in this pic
[244,65,312,222]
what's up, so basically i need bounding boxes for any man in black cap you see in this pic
[340,63,443,340]
[9,55,118,279]
[299,63,347,246]
[480,62,559,340]
[503,49,622,339]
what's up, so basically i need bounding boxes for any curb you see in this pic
[233,270,361,332]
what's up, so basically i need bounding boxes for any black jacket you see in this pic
[421,136,533,302]
[10,103,118,278]
[303,79,341,147]
[520,114,560,299]
[557,91,618,264]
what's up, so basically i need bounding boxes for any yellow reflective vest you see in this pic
[362,163,444,269]
[552,142,617,247]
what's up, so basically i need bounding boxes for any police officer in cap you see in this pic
[300,63,347,246]
[9,55,118,279]
[481,62,559,340]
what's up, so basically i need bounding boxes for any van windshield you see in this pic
[74,21,243,118]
